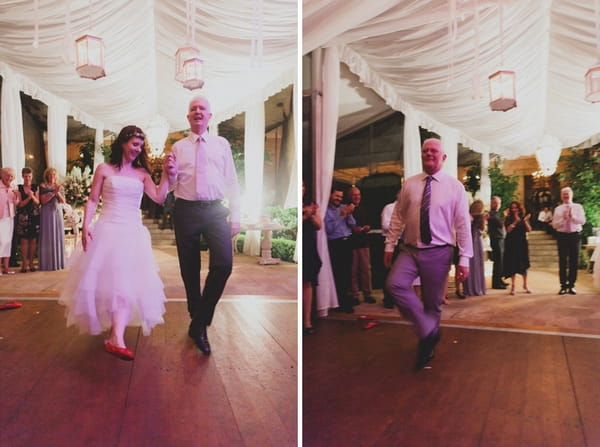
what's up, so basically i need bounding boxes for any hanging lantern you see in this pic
[535,135,562,176]
[75,34,105,80]
[488,69,516,112]
[174,45,201,83]
[145,116,170,158]
[585,65,600,103]
[182,57,204,90]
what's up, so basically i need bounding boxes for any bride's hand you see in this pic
[82,227,93,252]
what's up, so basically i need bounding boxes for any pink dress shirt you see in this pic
[385,170,473,267]
[170,131,241,224]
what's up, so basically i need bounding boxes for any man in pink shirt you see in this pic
[165,96,240,355]
[383,138,472,370]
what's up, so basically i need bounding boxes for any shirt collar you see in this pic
[189,130,208,143]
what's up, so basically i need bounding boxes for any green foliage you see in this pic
[489,162,518,210]
[463,161,481,198]
[67,139,112,172]
[219,122,245,186]
[265,206,298,240]
[558,147,600,237]
[234,234,295,262]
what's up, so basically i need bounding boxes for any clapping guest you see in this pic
[503,201,532,295]
[16,167,40,272]
[302,181,322,335]
[39,167,66,271]
[0,168,20,275]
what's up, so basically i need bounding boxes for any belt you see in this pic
[176,198,221,208]
[408,244,453,250]
[329,236,350,242]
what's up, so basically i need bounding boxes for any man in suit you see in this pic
[383,138,472,370]
[165,96,240,355]
[487,195,509,289]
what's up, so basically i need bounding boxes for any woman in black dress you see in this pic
[503,201,532,295]
[302,181,322,335]
[15,167,40,272]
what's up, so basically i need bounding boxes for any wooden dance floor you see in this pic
[304,319,600,447]
[0,250,297,447]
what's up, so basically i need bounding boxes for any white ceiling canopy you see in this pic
[0,0,297,133]
[304,0,600,158]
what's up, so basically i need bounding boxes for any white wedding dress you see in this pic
[59,176,166,335]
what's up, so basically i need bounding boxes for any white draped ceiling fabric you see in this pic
[304,0,600,158]
[0,0,297,179]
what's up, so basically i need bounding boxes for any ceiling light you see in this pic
[182,57,205,90]
[489,70,516,112]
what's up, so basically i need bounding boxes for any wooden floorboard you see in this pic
[303,319,599,447]
[0,299,297,447]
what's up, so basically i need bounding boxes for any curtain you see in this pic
[315,47,341,316]
[441,130,458,179]
[47,99,68,176]
[0,73,25,175]
[403,107,422,179]
[242,96,265,256]
[479,148,491,207]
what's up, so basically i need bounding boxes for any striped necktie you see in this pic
[420,175,432,244]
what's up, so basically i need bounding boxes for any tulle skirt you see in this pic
[59,218,166,336]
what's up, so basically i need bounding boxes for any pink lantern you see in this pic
[75,34,106,80]
[182,57,204,90]
[488,69,516,112]
[585,65,600,103]
[175,45,201,83]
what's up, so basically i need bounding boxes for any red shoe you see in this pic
[104,341,134,361]
[363,321,380,330]
[0,301,23,310]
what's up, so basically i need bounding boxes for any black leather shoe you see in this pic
[559,288,567,295]
[364,296,376,304]
[501,281,510,287]
[352,298,360,306]
[492,284,508,289]
[383,302,394,309]
[568,287,577,295]
[189,326,211,355]
[415,329,440,371]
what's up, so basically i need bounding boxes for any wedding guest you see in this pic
[463,200,486,297]
[0,168,20,275]
[302,180,322,335]
[39,167,66,270]
[59,125,171,360]
[503,201,532,295]
[16,167,40,272]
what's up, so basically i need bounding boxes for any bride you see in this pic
[59,125,175,360]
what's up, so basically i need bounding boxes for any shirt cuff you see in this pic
[458,256,470,268]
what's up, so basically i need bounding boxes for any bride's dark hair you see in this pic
[110,125,151,173]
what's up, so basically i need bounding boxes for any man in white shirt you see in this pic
[165,96,240,355]
[383,138,472,370]
[552,187,586,295]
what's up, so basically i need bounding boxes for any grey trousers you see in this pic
[173,199,233,326]
[385,245,453,338]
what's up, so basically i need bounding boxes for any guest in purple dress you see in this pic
[464,200,487,297]
[39,167,66,270]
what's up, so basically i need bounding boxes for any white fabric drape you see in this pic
[305,0,600,159]
[47,99,68,177]
[93,128,104,172]
[0,73,25,175]
[479,149,491,208]
[403,108,422,179]
[283,82,298,209]
[242,97,265,257]
[315,47,341,317]
[441,130,458,178]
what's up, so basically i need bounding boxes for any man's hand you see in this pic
[230,222,241,238]
[455,265,469,283]
[383,251,393,269]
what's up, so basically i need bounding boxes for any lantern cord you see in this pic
[32,0,39,48]
[62,0,74,64]
[472,0,481,98]
[596,0,600,62]
[186,0,196,45]
[499,0,505,66]
[447,0,457,87]
[251,0,264,67]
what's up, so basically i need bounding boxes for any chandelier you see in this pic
[535,135,562,176]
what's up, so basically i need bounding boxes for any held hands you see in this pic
[383,251,393,269]
[455,265,469,283]
[163,153,178,178]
